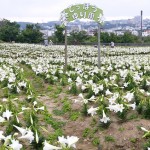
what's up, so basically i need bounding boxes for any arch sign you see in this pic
[60,3,103,25]
[60,3,104,70]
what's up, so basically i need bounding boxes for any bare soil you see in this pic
[20,65,150,150]
[40,91,150,150]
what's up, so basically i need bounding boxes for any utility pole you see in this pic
[64,26,67,72]
[98,23,101,69]
[141,10,143,41]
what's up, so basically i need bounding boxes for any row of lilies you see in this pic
[0,45,79,149]
[1,43,150,149]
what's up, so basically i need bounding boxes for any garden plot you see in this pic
[0,43,150,149]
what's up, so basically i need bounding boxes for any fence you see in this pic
[54,42,150,47]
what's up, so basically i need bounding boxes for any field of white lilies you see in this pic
[1,43,150,150]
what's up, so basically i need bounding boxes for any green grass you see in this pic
[53,109,65,116]
[128,114,138,120]
[82,128,91,138]
[105,135,115,142]
[92,137,100,146]
[47,85,53,91]
[69,111,80,121]
[54,86,62,95]
[44,115,65,130]
[47,128,63,143]
[20,64,45,94]
[118,127,125,132]
[130,138,138,143]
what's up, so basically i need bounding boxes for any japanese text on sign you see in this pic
[60,3,103,25]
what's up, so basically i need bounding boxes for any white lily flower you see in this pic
[108,96,116,105]
[8,75,16,83]
[123,82,128,87]
[0,131,5,140]
[58,136,67,147]
[84,74,88,79]
[13,125,27,136]
[79,93,84,99]
[104,78,109,83]
[66,136,79,148]
[0,116,5,123]
[87,106,99,116]
[75,76,82,86]
[9,139,23,150]
[81,85,86,91]
[105,89,113,96]
[133,74,141,82]
[107,65,113,71]
[35,106,45,111]
[124,92,134,102]
[108,93,119,105]
[79,93,88,104]
[119,69,128,78]
[22,106,31,111]
[27,95,32,99]
[139,89,145,94]
[2,109,13,120]
[7,83,14,89]
[4,135,12,146]
[16,87,21,93]
[19,130,34,143]
[58,135,79,148]
[88,95,96,102]
[146,80,150,86]
[43,140,61,150]
[107,103,125,113]
[127,102,136,110]
[18,81,26,88]
[46,74,50,79]
[33,101,37,106]
[141,127,149,132]
[100,110,110,123]
[146,92,150,96]
[116,103,125,112]
[98,84,103,91]
[68,78,72,83]
[2,98,8,101]
[93,86,99,95]
[87,80,93,85]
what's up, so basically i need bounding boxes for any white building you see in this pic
[142,30,150,36]
[131,30,139,36]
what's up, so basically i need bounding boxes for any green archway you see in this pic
[60,3,104,70]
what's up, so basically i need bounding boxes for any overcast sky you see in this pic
[0,0,149,23]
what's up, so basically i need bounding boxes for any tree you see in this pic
[0,19,20,42]
[68,30,89,44]
[109,33,118,43]
[143,36,150,43]
[93,31,118,43]
[121,31,138,43]
[19,24,43,43]
[101,32,110,43]
[53,25,65,44]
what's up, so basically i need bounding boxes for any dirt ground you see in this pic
[41,93,150,150]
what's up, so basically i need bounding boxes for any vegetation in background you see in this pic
[1,19,150,44]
